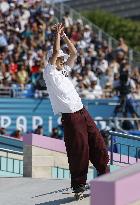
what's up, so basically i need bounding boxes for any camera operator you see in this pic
[113,63,140,130]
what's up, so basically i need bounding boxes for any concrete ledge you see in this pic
[90,162,140,205]
[23,134,69,178]
[23,134,138,180]
[24,134,66,153]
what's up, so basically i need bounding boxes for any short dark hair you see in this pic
[38,125,43,129]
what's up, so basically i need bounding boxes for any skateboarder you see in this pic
[43,23,109,196]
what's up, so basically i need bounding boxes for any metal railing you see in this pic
[0,87,22,98]
[52,130,140,180]
[54,2,117,46]
[0,87,12,97]
[0,148,23,175]
[109,131,140,165]
[93,117,140,131]
[52,166,70,179]
[52,166,95,180]
[0,87,33,98]
[53,2,140,66]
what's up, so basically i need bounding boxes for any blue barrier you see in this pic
[0,135,23,152]
[0,98,139,136]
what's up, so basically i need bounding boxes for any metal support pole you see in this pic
[110,135,114,165]
[98,29,102,41]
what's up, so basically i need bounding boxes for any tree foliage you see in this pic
[83,10,140,51]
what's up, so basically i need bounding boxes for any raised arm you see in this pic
[61,32,77,68]
[49,24,64,65]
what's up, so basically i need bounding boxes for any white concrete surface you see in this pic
[0,178,90,205]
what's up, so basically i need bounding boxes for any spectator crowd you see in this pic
[0,0,139,100]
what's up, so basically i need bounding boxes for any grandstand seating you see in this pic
[54,1,140,66]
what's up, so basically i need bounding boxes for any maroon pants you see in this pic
[62,107,109,188]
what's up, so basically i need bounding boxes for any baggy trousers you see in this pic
[62,107,109,188]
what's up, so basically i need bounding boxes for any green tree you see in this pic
[83,10,140,51]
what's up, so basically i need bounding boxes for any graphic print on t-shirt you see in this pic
[62,69,69,77]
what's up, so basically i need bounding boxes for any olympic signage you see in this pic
[0,98,139,135]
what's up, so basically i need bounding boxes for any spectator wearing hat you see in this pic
[87,78,103,99]
[0,0,9,14]
[95,52,108,76]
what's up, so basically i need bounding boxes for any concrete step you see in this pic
[0,178,90,205]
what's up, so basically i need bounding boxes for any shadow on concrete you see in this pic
[36,194,89,205]
[35,196,75,205]
[32,187,71,198]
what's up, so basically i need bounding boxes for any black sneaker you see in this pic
[72,184,86,193]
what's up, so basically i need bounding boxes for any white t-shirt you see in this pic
[96,59,108,73]
[0,1,9,13]
[87,85,103,99]
[43,64,83,115]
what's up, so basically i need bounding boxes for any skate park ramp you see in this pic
[0,178,90,205]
